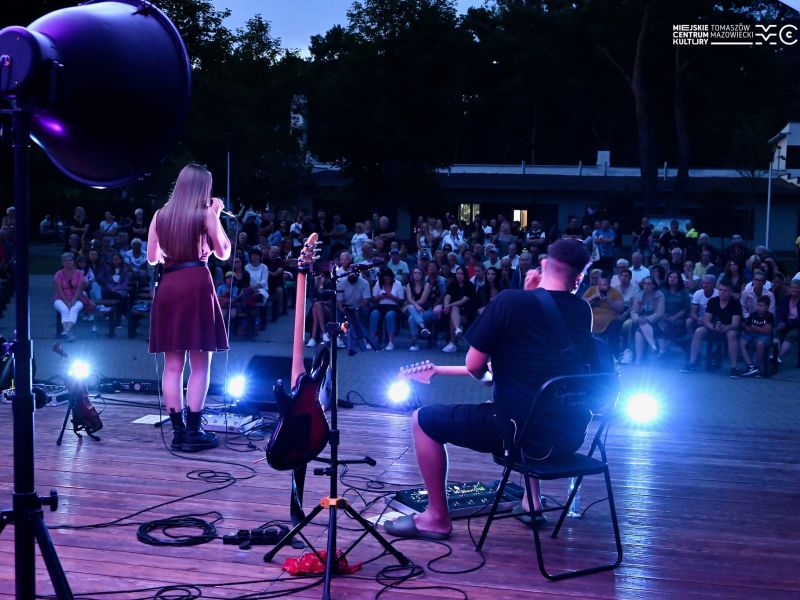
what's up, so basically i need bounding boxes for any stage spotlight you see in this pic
[226,374,247,400]
[387,380,412,405]
[68,360,91,381]
[625,392,659,424]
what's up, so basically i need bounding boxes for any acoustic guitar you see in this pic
[266,233,330,471]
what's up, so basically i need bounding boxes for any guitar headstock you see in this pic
[398,361,437,385]
[297,233,319,271]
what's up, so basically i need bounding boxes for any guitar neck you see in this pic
[434,366,470,377]
[291,269,307,388]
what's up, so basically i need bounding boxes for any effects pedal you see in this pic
[203,413,259,433]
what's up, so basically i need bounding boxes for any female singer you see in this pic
[147,163,231,452]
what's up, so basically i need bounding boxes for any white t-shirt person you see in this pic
[691,287,719,319]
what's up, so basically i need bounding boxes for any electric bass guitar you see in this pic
[266,233,331,471]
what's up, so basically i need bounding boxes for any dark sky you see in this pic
[212,0,485,55]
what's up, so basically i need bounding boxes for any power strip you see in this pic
[203,413,259,434]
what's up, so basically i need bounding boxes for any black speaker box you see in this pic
[239,355,312,413]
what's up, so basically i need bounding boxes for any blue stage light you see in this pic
[387,380,412,405]
[68,360,91,381]
[625,392,659,424]
[226,374,247,400]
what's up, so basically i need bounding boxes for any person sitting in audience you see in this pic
[657,271,691,356]
[775,279,800,364]
[583,275,624,359]
[264,245,287,320]
[498,257,513,290]
[476,267,505,315]
[739,296,774,377]
[686,274,719,335]
[740,270,775,318]
[216,272,240,323]
[65,233,82,258]
[442,266,475,353]
[719,259,747,298]
[53,252,85,341]
[503,243,520,269]
[693,250,717,280]
[100,252,130,338]
[130,208,148,241]
[482,244,501,269]
[681,259,700,293]
[115,231,131,253]
[368,268,404,351]
[681,280,742,376]
[510,252,532,289]
[124,238,150,288]
[307,271,337,348]
[404,266,434,351]
[772,272,788,310]
[631,276,665,364]
[629,252,650,287]
[98,211,118,238]
[245,250,269,327]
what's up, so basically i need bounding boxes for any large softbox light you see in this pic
[0,0,191,187]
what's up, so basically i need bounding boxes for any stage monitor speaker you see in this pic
[240,355,312,413]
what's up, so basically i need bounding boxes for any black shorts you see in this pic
[417,402,584,460]
[417,402,512,455]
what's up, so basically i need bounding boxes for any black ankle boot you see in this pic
[182,409,218,453]
[168,410,185,449]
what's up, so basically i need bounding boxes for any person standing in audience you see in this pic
[147,163,231,453]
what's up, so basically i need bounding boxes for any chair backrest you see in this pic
[517,373,620,449]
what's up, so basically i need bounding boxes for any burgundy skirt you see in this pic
[148,265,229,353]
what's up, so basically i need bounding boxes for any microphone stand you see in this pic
[264,265,409,600]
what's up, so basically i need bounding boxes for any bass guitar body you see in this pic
[266,346,330,471]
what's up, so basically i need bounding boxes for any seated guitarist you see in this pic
[385,239,605,540]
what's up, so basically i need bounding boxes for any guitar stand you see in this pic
[55,387,101,446]
[265,321,409,600]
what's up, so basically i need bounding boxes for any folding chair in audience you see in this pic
[476,373,623,581]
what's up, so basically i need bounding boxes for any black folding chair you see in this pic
[476,372,623,581]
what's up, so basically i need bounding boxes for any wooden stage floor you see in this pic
[0,393,799,599]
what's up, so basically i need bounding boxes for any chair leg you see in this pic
[475,466,512,551]
[537,468,623,581]
[552,475,582,539]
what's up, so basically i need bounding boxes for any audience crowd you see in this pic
[43,205,800,376]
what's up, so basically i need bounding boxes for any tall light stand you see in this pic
[0,105,74,599]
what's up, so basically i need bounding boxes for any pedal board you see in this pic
[386,480,524,519]
[203,413,260,434]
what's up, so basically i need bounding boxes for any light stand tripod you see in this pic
[0,107,74,599]
[264,269,409,600]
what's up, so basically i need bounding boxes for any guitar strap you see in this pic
[531,288,578,358]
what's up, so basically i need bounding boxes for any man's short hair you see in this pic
[756,295,771,307]
[702,274,717,284]
[547,239,590,281]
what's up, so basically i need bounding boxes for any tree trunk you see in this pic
[672,45,690,212]
[630,5,659,214]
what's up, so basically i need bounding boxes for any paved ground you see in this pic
[17,243,800,433]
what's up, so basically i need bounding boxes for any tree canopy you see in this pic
[1,0,797,220]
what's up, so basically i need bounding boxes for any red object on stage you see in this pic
[281,549,362,576]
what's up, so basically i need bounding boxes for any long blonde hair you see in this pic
[156,163,211,261]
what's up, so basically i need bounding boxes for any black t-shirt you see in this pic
[745,312,773,330]
[659,231,687,251]
[464,289,595,449]
[562,226,582,238]
[445,280,475,308]
[705,296,742,326]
